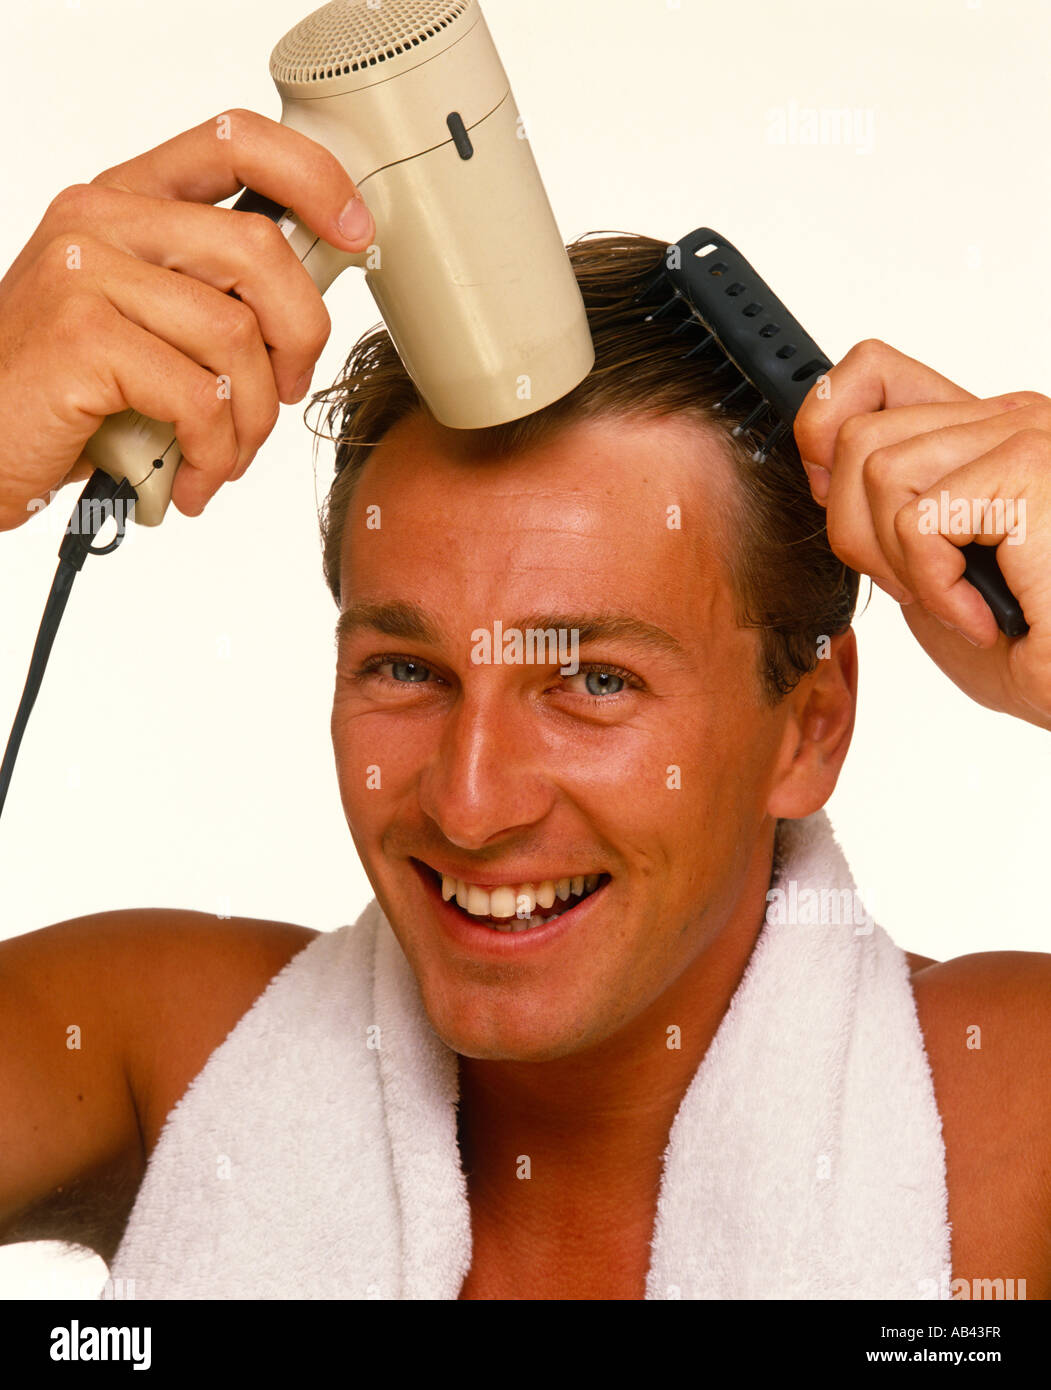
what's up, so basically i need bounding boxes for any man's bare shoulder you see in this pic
[904,944,1051,1290]
[9,909,319,1154]
[904,943,1051,1088]
[89,906,321,990]
[0,910,319,1256]
[3,907,318,980]
[2,907,318,1062]
[906,943,1051,1024]
[92,909,321,1154]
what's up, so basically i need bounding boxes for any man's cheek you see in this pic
[333,712,423,820]
[332,708,386,818]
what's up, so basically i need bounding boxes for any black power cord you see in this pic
[0,468,138,822]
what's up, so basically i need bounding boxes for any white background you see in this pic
[0,0,1048,1298]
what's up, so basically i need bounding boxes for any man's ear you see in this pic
[765,628,858,819]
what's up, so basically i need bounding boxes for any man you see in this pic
[0,112,1049,1299]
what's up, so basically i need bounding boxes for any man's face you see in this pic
[331,409,800,1061]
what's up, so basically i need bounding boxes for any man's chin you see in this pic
[415,982,602,1064]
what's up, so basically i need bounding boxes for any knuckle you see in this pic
[824,512,864,572]
[892,504,918,546]
[44,182,94,221]
[835,411,873,457]
[861,444,900,491]
[217,299,262,351]
[191,372,230,421]
[1011,426,1048,447]
[38,230,78,272]
[212,107,261,147]
[88,169,130,194]
[221,106,256,130]
[303,300,331,360]
[998,390,1046,411]
[791,412,815,450]
[1006,427,1051,463]
[238,210,283,255]
[50,285,107,340]
[847,337,889,365]
[39,227,104,273]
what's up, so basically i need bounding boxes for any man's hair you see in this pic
[309,232,859,701]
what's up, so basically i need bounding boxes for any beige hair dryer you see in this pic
[84,0,595,525]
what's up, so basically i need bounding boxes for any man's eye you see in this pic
[388,660,431,683]
[352,656,638,700]
[357,656,435,684]
[561,666,630,698]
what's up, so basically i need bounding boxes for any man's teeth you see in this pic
[440,871,602,931]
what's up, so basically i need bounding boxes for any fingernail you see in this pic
[802,461,831,503]
[338,194,375,245]
[290,370,312,403]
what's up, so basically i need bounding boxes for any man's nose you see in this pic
[417,688,555,851]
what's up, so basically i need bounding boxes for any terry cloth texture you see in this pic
[104,809,951,1299]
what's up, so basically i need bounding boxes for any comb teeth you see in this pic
[759,420,789,453]
[714,378,751,411]
[734,400,771,435]
[634,246,821,461]
[642,292,682,323]
[634,250,803,459]
[633,264,669,305]
[681,331,715,359]
[637,275,721,355]
[635,228,837,460]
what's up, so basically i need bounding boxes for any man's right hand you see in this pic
[0,109,375,531]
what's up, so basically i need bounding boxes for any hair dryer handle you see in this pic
[82,190,365,526]
[82,410,183,527]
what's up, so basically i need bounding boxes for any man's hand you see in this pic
[0,109,375,529]
[794,340,1051,731]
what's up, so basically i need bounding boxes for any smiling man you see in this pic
[3,218,1051,1301]
[321,392,860,1298]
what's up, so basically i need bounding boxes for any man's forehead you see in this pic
[350,408,737,528]
[337,410,738,646]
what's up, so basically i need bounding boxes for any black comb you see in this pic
[633,227,1028,638]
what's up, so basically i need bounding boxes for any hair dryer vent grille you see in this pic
[271,0,473,85]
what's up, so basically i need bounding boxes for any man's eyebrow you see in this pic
[335,600,437,647]
[335,600,685,659]
[515,612,685,659]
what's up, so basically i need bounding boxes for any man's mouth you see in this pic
[413,860,610,933]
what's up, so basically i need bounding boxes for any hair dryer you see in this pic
[83,0,595,526]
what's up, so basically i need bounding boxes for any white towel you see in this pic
[103,808,951,1299]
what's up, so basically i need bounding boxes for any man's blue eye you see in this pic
[391,660,430,683]
[583,671,624,696]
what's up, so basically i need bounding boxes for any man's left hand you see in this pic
[794,340,1051,731]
